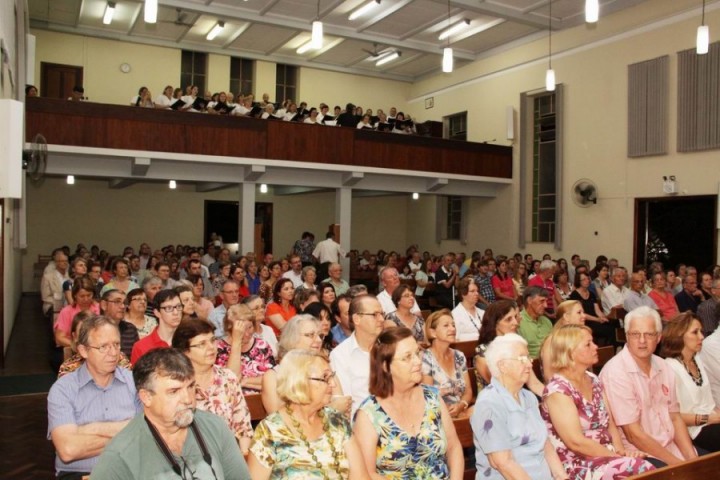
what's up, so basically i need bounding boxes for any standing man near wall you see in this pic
[312,231,346,284]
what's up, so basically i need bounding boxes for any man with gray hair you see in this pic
[527,259,562,318]
[47,315,140,478]
[602,266,630,318]
[600,306,697,467]
[91,349,250,478]
[142,275,163,319]
[517,286,553,359]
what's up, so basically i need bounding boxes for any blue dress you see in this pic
[356,384,449,479]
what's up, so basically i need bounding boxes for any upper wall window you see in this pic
[181,50,207,94]
[230,58,254,97]
[275,64,297,103]
[628,55,668,157]
[445,112,467,141]
[678,42,720,152]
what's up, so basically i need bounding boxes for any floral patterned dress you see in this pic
[384,312,425,344]
[195,365,253,443]
[216,336,275,394]
[421,348,467,406]
[541,373,655,480]
[251,407,351,479]
[356,384,449,479]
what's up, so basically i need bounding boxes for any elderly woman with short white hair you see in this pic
[471,334,568,480]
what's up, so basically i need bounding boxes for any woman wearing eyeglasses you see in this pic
[354,327,463,478]
[542,325,654,479]
[123,288,157,339]
[250,349,368,479]
[383,284,425,344]
[173,317,254,457]
[471,333,568,480]
[262,315,350,415]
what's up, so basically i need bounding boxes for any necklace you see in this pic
[682,357,703,386]
[464,305,481,331]
[285,405,343,479]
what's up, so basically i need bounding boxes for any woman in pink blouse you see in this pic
[492,259,516,301]
[648,271,680,322]
[173,317,253,456]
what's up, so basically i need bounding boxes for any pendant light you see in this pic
[442,0,453,73]
[545,0,555,92]
[585,0,599,24]
[697,0,710,55]
[311,0,323,49]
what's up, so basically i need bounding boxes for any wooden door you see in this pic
[40,63,83,99]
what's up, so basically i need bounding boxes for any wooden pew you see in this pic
[245,392,267,423]
[629,451,720,479]
[451,340,479,367]
[453,416,477,480]
[593,345,615,374]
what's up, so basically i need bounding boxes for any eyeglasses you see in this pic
[86,341,121,354]
[131,297,147,303]
[105,299,125,305]
[309,371,336,384]
[159,304,184,313]
[357,311,384,318]
[302,332,326,340]
[189,338,219,349]
[393,350,423,363]
[626,331,659,340]
[504,355,532,364]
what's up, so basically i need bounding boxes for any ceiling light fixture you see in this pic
[545,0,555,91]
[206,21,225,41]
[311,0,323,49]
[103,2,116,25]
[66,175,75,185]
[412,192,419,200]
[438,19,470,41]
[260,184,268,193]
[349,0,380,21]
[697,0,710,55]
[169,180,177,189]
[296,40,314,54]
[144,0,157,24]
[442,0,454,73]
[585,0,599,23]
[376,51,400,66]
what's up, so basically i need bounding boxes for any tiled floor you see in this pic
[0,294,56,479]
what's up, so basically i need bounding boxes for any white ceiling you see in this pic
[29,0,653,81]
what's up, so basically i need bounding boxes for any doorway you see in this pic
[204,201,273,256]
[40,63,83,99]
[634,196,717,271]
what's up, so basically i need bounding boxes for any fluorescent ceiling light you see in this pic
[144,0,157,24]
[438,19,470,41]
[585,0,599,23]
[349,0,380,21]
[207,21,225,41]
[376,51,400,66]
[442,47,453,73]
[297,40,314,54]
[311,20,323,49]
[103,2,116,25]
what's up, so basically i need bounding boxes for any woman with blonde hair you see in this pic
[249,349,367,479]
[540,300,586,380]
[542,325,654,479]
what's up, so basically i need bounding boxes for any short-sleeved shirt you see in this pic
[329,333,369,416]
[209,304,228,338]
[47,363,140,474]
[664,356,716,439]
[517,309,553,359]
[471,377,551,480]
[421,348,467,405]
[53,303,101,338]
[265,302,297,337]
[475,273,496,303]
[492,275,515,299]
[623,291,658,312]
[384,312,425,344]
[451,303,484,342]
[599,348,686,459]
[216,337,275,393]
[130,327,170,364]
[90,410,251,479]
[250,407,350,479]
[196,365,253,442]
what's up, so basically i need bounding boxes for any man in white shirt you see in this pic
[312,231,346,283]
[330,295,385,415]
[602,266,630,317]
[377,267,420,316]
[699,326,720,406]
[282,255,303,288]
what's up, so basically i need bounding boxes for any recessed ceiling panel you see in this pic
[227,24,299,54]
[451,22,539,54]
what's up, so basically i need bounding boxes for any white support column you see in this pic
[336,187,352,283]
[238,183,256,256]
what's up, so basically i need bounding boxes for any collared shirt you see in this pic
[195,365,253,442]
[377,289,421,316]
[312,238,346,264]
[623,290,658,312]
[698,328,720,408]
[281,269,303,288]
[517,309,552,359]
[599,348,685,459]
[471,377,551,480]
[331,323,351,346]
[330,333,370,416]
[601,284,629,315]
[322,278,349,296]
[475,273,495,303]
[209,304,228,338]
[130,327,170,365]
[47,363,140,474]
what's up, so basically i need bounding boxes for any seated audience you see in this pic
[569,272,615,346]
[297,265,317,290]
[675,275,703,314]
[697,277,720,335]
[323,262,350,296]
[122,288,157,339]
[698,316,720,406]
[542,325,655,479]
[383,284,425,344]
[54,276,101,349]
[91,349,250,478]
[601,267,629,318]
[354,327,463,478]
[242,294,278,355]
[475,300,520,389]
[331,294,353,346]
[452,277,485,341]
[600,306,698,466]
[648,271,680,322]
[377,266,421,315]
[302,301,336,354]
[540,300,586,381]
[63,257,88,305]
[173,317,253,456]
[623,272,658,312]
[422,309,473,418]
[249,350,366,479]
[492,259,516,301]
[517,286,553,359]
[130,289,182,364]
[209,279,242,337]
[319,282,337,311]
[186,273,214,321]
[47,315,140,478]
[661,312,720,453]
[471,334,568,480]
[265,278,297,336]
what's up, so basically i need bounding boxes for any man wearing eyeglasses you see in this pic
[208,280,242,338]
[91,348,250,479]
[100,289,140,359]
[600,306,698,467]
[47,315,140,479]
[131,290,183,364]
[330,295,385,415]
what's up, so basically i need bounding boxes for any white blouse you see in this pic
[665,356,716,439]
[451,303,484,342]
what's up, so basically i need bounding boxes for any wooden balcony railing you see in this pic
[25,98,512,179]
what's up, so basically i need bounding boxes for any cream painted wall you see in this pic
[207,54,230,95]
[254,61,277,100]
[33,30,180,103]
[350,195,409,253]
[297,69,409,116]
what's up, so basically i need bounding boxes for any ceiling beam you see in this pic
[342,172,364,186]
[355,0,414,33]
[427,177,448,192]
[272,186,328,195]
[195,182,235,192]
[108,178,136,189]
[244,165,266,182]
[433,0,550,29]
[132,157,151,176]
